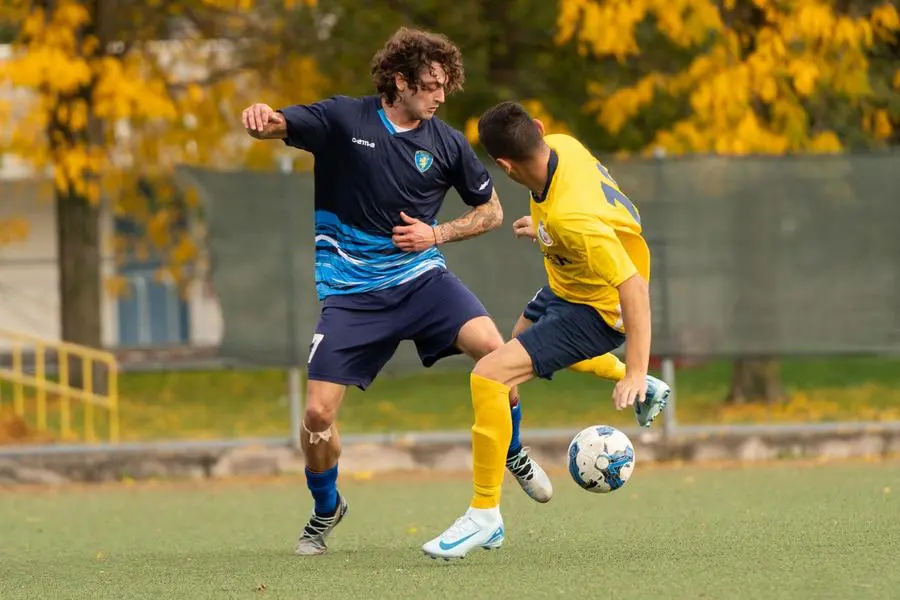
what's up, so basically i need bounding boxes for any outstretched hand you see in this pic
[241,103,285,139]
[392,212,438,252]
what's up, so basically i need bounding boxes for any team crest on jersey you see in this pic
[414,150,434,174]
[537,220,554,246]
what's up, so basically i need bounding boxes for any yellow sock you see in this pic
[470,373,513,510]
[570,353,626,382]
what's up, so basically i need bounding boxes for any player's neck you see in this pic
[522,145,553,197]
[381,98,421,130]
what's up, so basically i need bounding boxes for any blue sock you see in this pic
[305,466,339,515]
[507,402,523,459]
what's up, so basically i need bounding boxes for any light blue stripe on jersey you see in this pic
[377,109,397,135]
[314,210,446,298]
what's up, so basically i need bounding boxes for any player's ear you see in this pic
[495,157,513,175]
[533,119,546,137]
[394,73,408,93]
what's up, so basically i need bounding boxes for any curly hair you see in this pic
[371,27,465,103]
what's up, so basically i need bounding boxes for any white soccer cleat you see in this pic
[506,446,553,503]
[634,375,671,428]
[422,507,505,560]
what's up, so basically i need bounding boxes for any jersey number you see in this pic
[597,163,640,224]
[308,333,324,364]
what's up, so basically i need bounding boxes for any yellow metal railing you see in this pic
[0,330,119,443]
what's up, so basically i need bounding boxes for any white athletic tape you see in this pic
[302,420,333,445]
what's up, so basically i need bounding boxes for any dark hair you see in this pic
[477,101,544,161]
[371,27,465,103]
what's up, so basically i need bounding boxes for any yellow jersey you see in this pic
[531,134,650,331]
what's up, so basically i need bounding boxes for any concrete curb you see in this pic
[1,427,899,486]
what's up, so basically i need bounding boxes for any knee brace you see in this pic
[302,420,334,445]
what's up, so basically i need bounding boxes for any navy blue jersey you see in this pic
[278,95,493,300]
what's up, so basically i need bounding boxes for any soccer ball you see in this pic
[567,425,635,493]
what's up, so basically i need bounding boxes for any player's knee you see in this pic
[304,402,337,432]
[303,392,341,432]
[472,356,495,380]
[304,380,345,431]
[467,333,504,363]
[472,351,505,382]
[474,321,505,356]
[473,339,535,388]
[456,316,505,360]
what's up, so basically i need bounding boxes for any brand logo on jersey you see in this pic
[414,150,434,174]
[352,137,376,149]
[537,220,554,246]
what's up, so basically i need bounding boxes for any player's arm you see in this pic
[563,213,650,407]
[579,221,650,380]
[616,273,651,388]
[434,188,503,244]
[241,97,336,154]
[436,133,504,244]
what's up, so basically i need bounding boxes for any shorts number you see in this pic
[308,333,324,364]
[597,163,640,224]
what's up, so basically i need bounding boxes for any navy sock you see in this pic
[305,466,339,516]
[507,402,523,459]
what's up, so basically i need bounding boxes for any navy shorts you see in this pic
[517,286,625,380]
[307,268,489,390]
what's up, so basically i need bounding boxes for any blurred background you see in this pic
[0,0,899,449]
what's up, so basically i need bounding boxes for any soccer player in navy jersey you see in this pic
[241,28,552,555]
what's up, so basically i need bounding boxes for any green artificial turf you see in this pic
[1,461,898,599]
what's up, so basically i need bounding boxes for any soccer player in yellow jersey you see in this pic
[423,101,671,560]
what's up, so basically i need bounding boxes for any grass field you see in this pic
[1,461,898,599]
[113,356,900,440]
[3,356,900,443]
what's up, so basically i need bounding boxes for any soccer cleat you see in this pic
[293,494,349,556]
[506,446,553,503]
[423,507,505,560]
[634,375,671,428]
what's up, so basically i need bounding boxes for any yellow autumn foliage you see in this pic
[558,0,900,155]
[0,0,325,281]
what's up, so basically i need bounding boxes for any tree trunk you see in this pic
[56,190,102,349]
[55,184,106,395]
[727,358,784,405]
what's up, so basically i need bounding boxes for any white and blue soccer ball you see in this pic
[567,425,635,493]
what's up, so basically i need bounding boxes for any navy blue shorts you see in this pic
[307,268,489,390]
[517,285,625,380]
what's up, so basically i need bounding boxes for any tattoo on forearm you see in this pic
[435,194,502,244]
